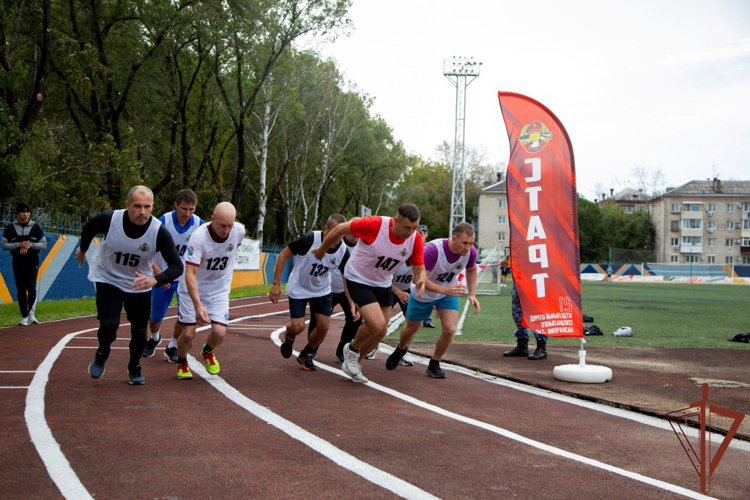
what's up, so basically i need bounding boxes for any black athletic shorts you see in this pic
[289,294,333,319]
[347,280,393,308]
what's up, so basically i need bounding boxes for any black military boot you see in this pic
[528,339,547,360]
[503,338,529,357]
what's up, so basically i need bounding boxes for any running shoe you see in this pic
[142,337,160,358]
[164,346,179,363]
[28,314,39,325]
[385,346,408,370]
[202,345,220,375]
[18,317,29,326]
[426,360,446,378]
[177,361,193,380]
[88,353,106,379]
[336,354,345,364]
[128,365,146,385]
[365,348,377,360]
[342,343,368,383]
[399,356,414,367]
[297,353,317,371]
[280,333,295,359]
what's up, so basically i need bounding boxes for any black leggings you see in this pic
[308,291,362,357]
[95,282,151,370]
[13,260,38,317]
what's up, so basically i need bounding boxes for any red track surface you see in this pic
[1,295,748,499]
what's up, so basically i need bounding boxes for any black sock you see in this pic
[177,356,188,364]
[300,345,312,356]
[349,345,360,353]
[202,344,214,353]
[429,359,440,367]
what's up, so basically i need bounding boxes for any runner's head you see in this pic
[449,222,476,256]
[173,189,198,226]
[126,185,154,226]
[324,214,346,245]
[211,202,236,239]
[393,203,420,239]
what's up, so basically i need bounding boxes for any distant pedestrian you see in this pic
[501,254,548,360]
[76,186,183,385]
[2,203,47,325]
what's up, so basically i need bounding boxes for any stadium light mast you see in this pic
[444,56,481,235]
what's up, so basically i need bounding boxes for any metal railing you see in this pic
[1,205,89,236]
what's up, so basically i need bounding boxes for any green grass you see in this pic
[0,284,283,328]
[406,281,750,350]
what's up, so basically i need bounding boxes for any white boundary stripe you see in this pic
[269,329,712,499]
[455,299,470,335]
[2,386,30,389]
[187,312,438,500]
[0,370,36,373]
[25,328,97,500]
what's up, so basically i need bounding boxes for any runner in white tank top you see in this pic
[174,202,245,380]
[386,222,481,379]
[311,203,427,384]
[270,214,347,371]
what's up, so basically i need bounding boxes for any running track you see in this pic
[1,295,748,499]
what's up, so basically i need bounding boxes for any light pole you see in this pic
[444,56,481,235]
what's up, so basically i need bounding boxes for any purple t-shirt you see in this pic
[423,239,477,272]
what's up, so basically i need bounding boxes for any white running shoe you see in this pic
[365,347,377,360]
[342,343,367,383]
[18,317,30,326]
[28,314,39,325]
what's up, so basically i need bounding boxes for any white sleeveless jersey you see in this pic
[153,212,202,278]
[411,239,471,303]
[88,209,161,293]
[345,217,416,288]
[391,261,413,291]
[179,222,245,298]
[287,231,347,299]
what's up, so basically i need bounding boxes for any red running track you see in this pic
[1,295,748,499]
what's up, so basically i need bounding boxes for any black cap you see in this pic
[16,203,31,213]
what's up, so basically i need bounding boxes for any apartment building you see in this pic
[474,178,509,251]
[646,179,750,264]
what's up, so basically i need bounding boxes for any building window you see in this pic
[686,255,700,263]
[708,203,717,212]
[708,238,716,247]
[743,256,750,264]
[670,255,679,263]
[743,237,750,246]
[671,203,680,213]
[743,202,750,213]
[726,221,735,230]
[707,221,716,230]
[726,239,735,247]
[707,255,716,264]
[624,205,633,212]
[681,219,702,229]
[681,236,702,246]
[670,220,679,231]
[498,216,506,224]
[670,237,679,246]
[743,220,750,230]
[498,199,506,209]
[727,204,735,212]
[498,232,506,241]
[684,203,701,212]
[726,256,733,264]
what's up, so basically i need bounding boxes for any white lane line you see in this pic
[185,311,437,500]
[0,370,36,373]
[26,328,97,500]
[2,386,30,389]
[188,354,438,499]
[455,299,470,336]
[269,329,712,500]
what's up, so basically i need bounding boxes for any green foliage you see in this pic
[577,196,655,262]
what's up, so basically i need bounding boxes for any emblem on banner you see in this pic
[519,120,552,153]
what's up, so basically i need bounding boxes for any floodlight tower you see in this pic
[444,56,481,235]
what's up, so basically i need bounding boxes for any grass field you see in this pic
[3,282,749,350]
[401,281,750,350]
[0,284,282,328]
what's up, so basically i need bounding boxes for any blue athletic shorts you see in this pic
[405,294,458,322]
[150,281,178,323]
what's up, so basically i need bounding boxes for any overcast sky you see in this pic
[311,0,750,200]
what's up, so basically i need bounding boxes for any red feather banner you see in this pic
[498,92,582,338]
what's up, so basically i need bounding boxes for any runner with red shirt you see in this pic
[312,203,426,383]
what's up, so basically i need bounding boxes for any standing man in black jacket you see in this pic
[2,203,47,325]
[75,186,183,385]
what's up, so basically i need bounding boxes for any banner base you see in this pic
[553,342,612,384]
